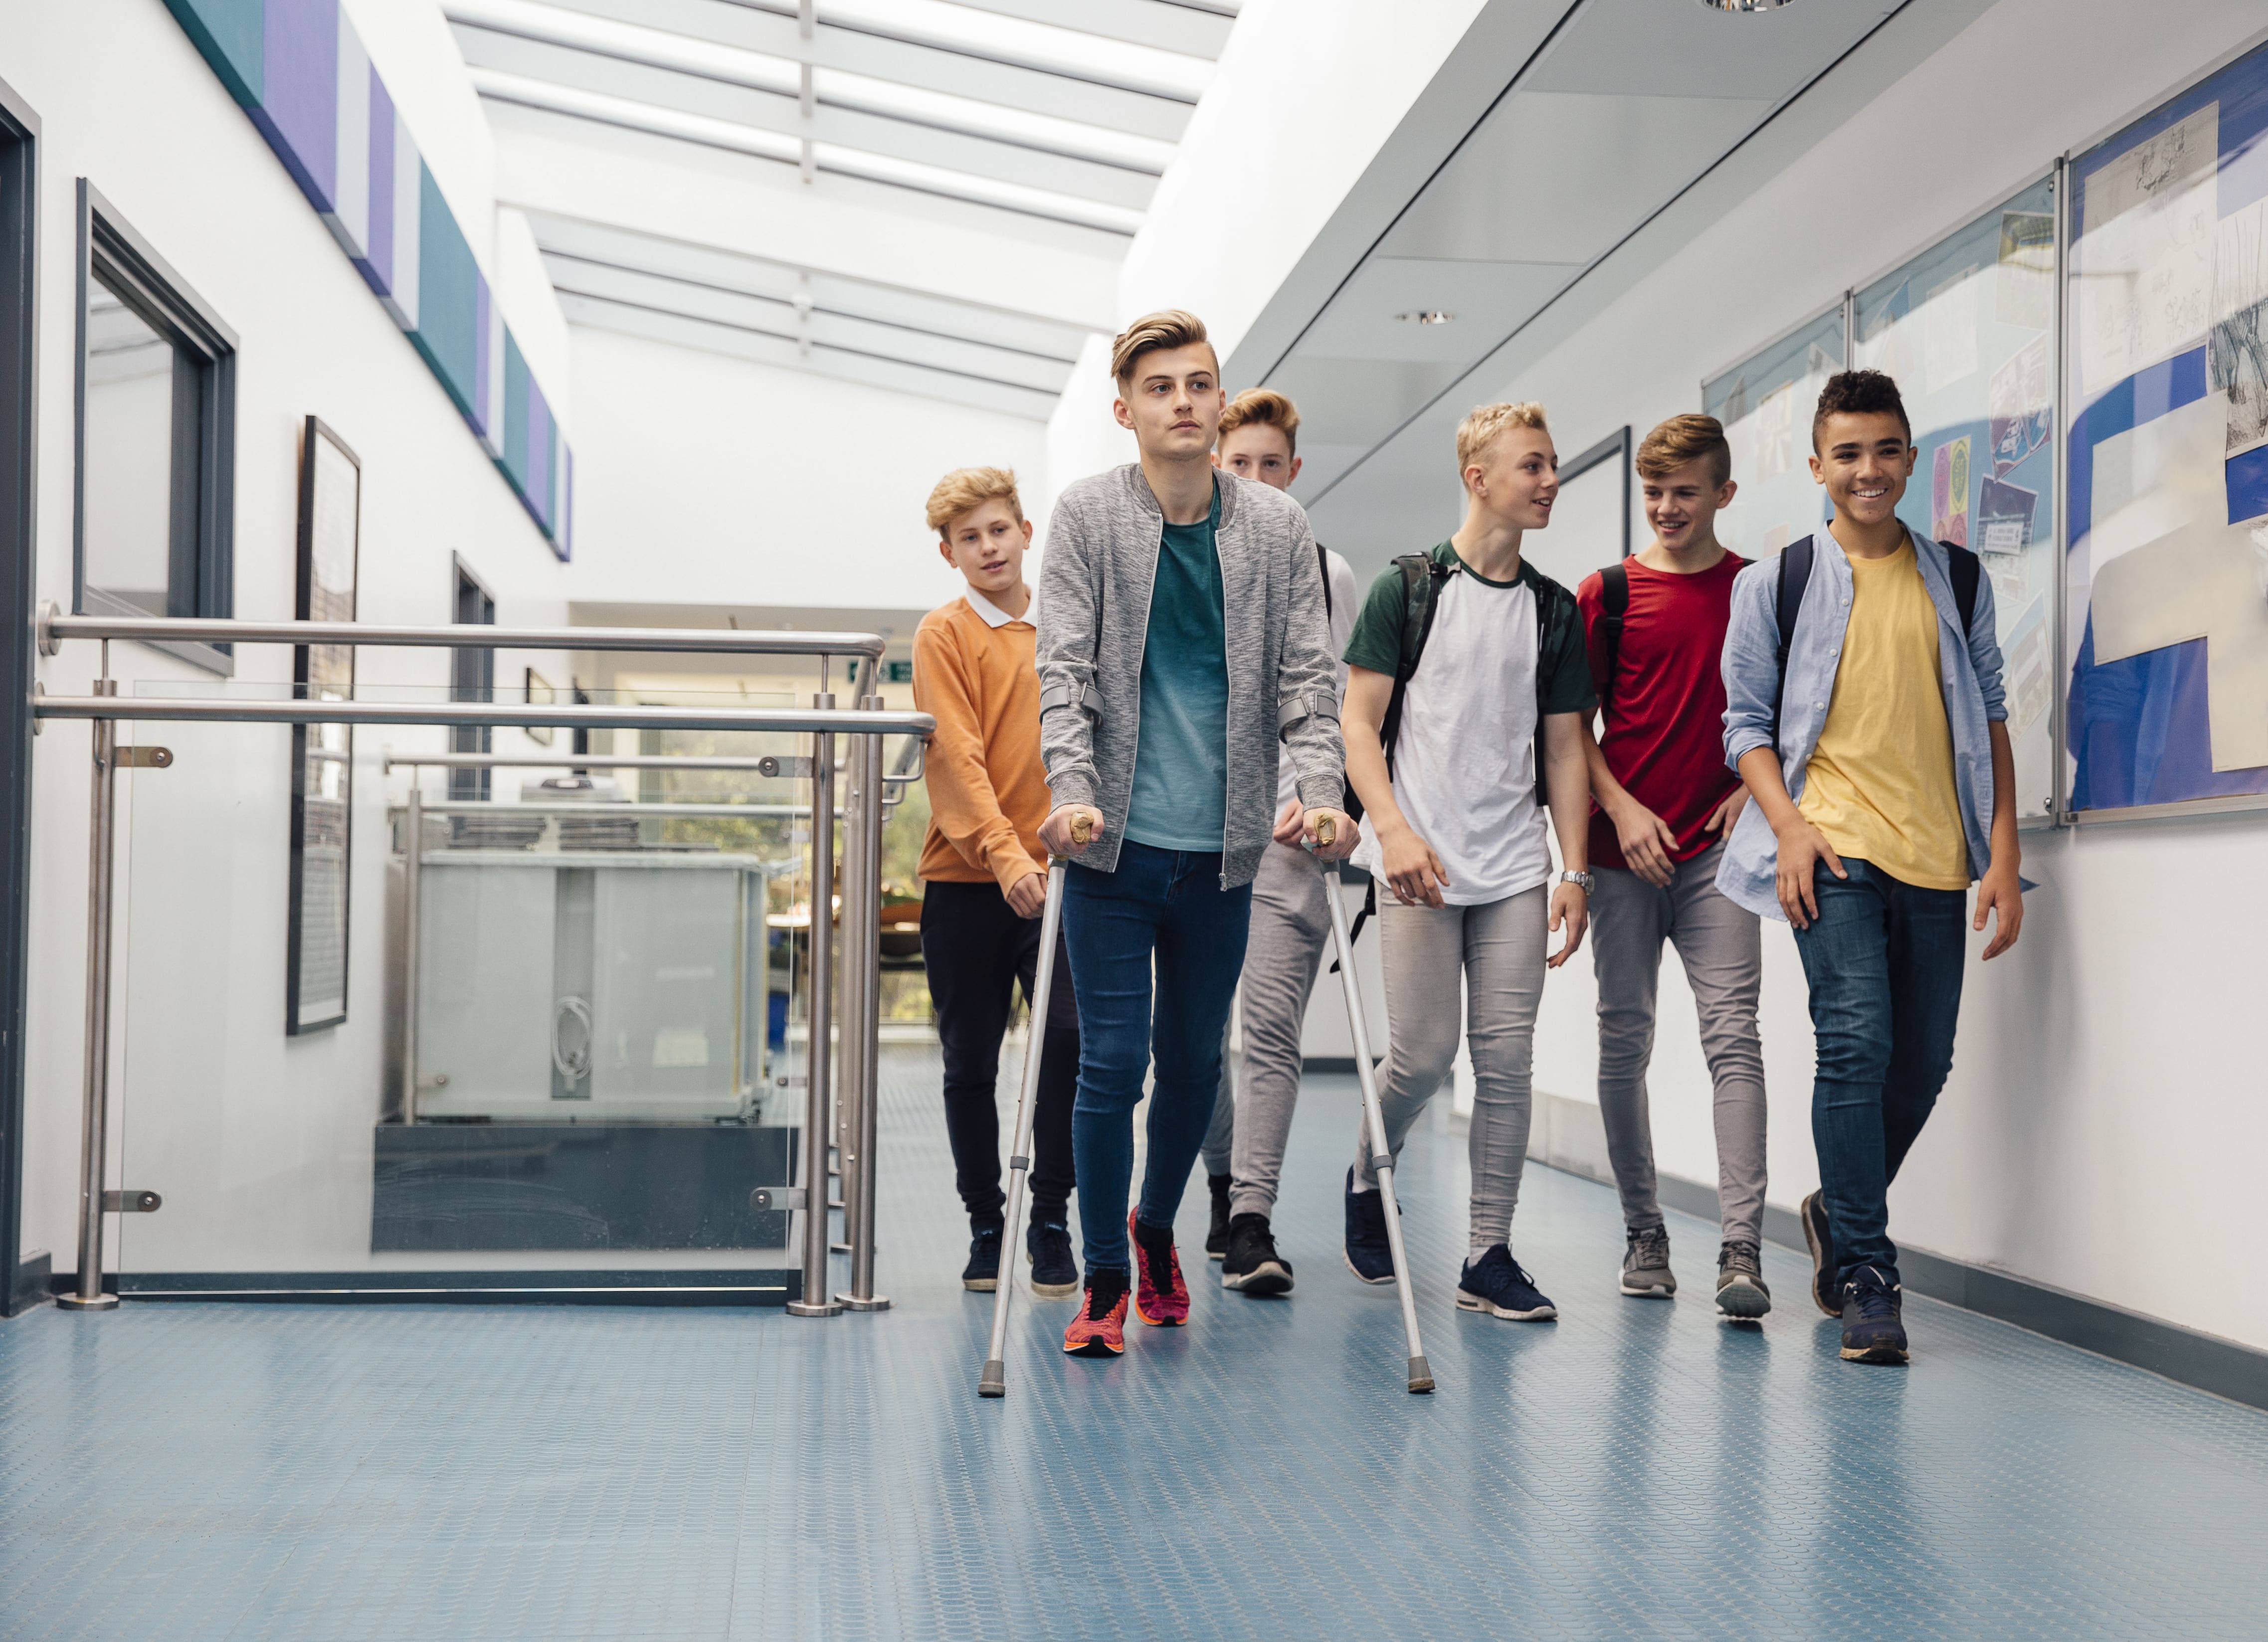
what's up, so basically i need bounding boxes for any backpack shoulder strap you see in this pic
[1771,536,1814,743]
[1317,541,1332,623]
[1371,553,1447,797]
[1595,561,1630,711]
[1945,542,1981,635]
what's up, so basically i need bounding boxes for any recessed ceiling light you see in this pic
[1397,310,1454,325]
[1697,0,1798,10]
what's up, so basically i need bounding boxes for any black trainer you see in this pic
[1343,1167,1395,1284]
[1027,1220,1078,1299]
[1800,1191,1838,1317]
[961,1226,1003,1292]
[1221,1213,1294,1296]
[1839,1265,1908,1365]
[1204,1172,1232,1261]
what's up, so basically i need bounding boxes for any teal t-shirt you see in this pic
[1124,480,1229,852]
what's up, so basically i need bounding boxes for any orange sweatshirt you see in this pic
[913,588,1052,893]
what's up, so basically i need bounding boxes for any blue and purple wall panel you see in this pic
[161,0,572,559]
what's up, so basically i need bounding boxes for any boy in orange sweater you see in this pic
[914,467,1080,1299]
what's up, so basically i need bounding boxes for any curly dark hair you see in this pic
[1811,369,1911,450]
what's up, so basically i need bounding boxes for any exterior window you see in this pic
[450,560,496,801]
[73,181,234,653]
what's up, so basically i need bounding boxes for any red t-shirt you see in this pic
[1575,553,1746,872]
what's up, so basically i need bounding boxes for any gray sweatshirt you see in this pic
[1035,463,1344,888]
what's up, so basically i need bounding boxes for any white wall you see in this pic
[8,0,577,1274]
[1492,0,2268,1350]
[560,326,1045,612]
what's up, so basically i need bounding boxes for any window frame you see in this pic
[72,179,236,673]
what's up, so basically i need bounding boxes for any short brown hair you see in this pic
[1110,309,1215,384]
[1454,401,1549,476]
[1218,388,1300,457]
[1636,414,1732,488]
[1812,368,1911,448]
[925,467,1022,537]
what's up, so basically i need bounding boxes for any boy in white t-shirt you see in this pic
[1338,401,1597,1321]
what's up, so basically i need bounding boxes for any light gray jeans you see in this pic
[1589,841,1767,1247]
[1206,842,1333,1217]
[1352,886,1547,1258]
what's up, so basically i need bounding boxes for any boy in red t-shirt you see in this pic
[1576,415,1770,1320]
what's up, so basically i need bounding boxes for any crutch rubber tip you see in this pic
[978,1362,1007,1399]
[1407,1356,1435,1394]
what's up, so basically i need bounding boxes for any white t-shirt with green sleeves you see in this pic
[1342,544,1586,907]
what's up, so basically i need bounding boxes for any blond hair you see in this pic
[1454,401,1549,477]
[1636,414,1731,488]
[925,466,1022,537]
[1218,387,1300,457]
[1109,309,1214,384]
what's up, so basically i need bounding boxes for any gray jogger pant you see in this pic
[1588,841,1767,1247]
[1219,841,1332,1218]
[1202,1024,1234,1179]
[1353,886,1547,1258]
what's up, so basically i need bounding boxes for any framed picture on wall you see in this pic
[526,667,555,747]
[285,416,359,1035]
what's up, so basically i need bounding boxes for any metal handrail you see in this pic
[38,610,887,659]
[39,614,909,1317]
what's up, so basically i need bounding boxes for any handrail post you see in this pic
[837,710,889,1311]
[59,681,120,1311]
[786,691,843,1318]
[400,783,422,1125]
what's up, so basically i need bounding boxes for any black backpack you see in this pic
[1768,535,1981,742]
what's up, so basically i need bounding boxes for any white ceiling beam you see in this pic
[486,111,1124,330]
[471,69,1146,233]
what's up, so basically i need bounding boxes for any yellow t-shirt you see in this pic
[1797,540,1969,889]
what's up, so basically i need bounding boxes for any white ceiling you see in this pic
[448,0,1241,417]
[1232,0,1920,569]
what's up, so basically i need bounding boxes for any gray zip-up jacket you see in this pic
[1035,464,1344,888]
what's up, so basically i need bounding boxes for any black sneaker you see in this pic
[1839,1266,1908,1365]
[1715,1240,1772,1320]
[1204,1172,1232,1261]
[1800,1191,1838,1317]
[961,1226,1003,1292]
[1455,1245,1556,1321]
[1342,1166,1395,1284]
[1221,1213,1293,1296]
[1027,1220,1078,1299]
[1619,1225,1676,1297]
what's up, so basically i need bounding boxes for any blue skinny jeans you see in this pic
[1791,858,1967,1291]
[1061,840,1252,1275]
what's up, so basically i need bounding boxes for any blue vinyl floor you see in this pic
[3,1046,2267,1640]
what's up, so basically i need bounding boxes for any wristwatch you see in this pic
[1559,869,1595,894]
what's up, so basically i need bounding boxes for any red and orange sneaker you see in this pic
[1129,1208,1190,1327]
[1062,1272,1129,1358]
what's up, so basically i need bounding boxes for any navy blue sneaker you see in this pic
[1455,1245,1557,1321]
[1342,1167,1395,1284]
[1027,1220,1078,1299]
[1839,1266,1908,1365]
[1800,1190,1839,1317]
[961,1226,1002,1292]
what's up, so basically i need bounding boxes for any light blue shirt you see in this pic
[1715,527,2014,922]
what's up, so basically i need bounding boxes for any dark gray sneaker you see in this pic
[1714,1240,1772,1320]
[1221,1213,1293,1297]
[1800,1191,1839,1317]
[1619,1225,1675,1297]
[1839,1266,1908,1365]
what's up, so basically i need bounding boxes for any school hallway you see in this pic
[1,1044,2261,1641]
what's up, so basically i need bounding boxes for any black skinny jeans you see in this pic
[920,878,1079,1228]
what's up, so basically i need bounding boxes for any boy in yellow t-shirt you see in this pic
[1717,370,2024,1369]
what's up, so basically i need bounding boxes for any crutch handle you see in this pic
[1312,812,1336,850]
[1070,811,1093,846]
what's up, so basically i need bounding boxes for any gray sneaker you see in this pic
[1619,1226,1675,1297]
[1715,1240,1772,1320]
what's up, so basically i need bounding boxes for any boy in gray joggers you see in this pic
[1573,415,1769,1319]
[1338,402,1598,1322]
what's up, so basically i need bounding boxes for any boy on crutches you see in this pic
[1036,311,1355,1361]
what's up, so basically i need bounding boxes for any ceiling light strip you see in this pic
[470,68,1143,233]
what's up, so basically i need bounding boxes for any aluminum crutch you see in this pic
[1314,814,1435,1395]
[977,812,1088,1400]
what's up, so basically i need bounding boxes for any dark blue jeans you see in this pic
[1791,859,1967,1291]
[1062,840,1252,1274]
